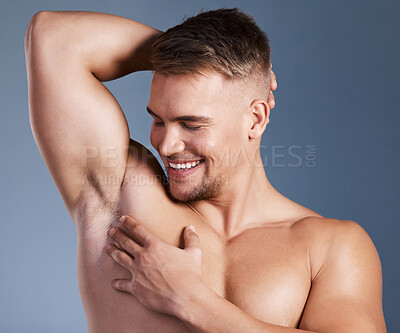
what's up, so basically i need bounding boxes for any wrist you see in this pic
[176,279,218,326]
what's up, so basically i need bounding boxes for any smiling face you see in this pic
[148,71,253,202]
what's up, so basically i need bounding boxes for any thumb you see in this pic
[112,279,133,294]
[184,225,200,252]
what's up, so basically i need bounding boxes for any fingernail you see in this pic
[109,228,116,236]
[188,225,196,232]
[120,216,126,223]
[105,243,112,251]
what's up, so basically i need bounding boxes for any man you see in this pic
[25,8,386,332]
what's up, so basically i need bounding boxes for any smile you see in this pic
[168,160,202,171]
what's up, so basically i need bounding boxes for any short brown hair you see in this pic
[151,8,271,90]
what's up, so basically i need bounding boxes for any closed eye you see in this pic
[181,123,201,131]
[152,120,200,130]
[153,121,164,127]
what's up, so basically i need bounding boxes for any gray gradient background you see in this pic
[0,0,399,331]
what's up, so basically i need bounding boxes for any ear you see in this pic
[248,99,270,139]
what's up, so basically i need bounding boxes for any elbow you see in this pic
[25,11,54,53]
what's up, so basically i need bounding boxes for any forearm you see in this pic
[178,283,317,333]
[26,11,162,81]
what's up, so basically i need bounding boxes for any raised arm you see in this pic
[24,11,162,216]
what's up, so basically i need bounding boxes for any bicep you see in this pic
[299,220,386,332]
[26,29,129,211]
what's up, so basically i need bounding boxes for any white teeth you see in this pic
[169,160,201,170]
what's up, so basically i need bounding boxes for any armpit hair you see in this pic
[76,173,122,235]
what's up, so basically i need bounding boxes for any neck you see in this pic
[189,152,286,239]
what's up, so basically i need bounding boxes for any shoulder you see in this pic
[123,139,166,182]
[297,217,386,331]
[273,197,376,252]
[294,215,362,233]
[294,216,376,253]
[295,216,381,281]
[121,139,185,210]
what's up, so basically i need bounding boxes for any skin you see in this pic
[25,11,386,333]
[148,71,268,204]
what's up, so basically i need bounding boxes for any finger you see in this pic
[270,69,277,91]
[120,215,158,247]
[112,279,134,294]
[109,227,142,257]
[184,225,201,253]
[106,243,136,271]
[268,90,275,110]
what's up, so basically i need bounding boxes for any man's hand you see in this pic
[105,216,316,333]
[268,66,277,110]
[106,216,203,317]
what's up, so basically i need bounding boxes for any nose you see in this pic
[158,127,185,157]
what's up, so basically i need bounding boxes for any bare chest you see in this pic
[199,228,311,327]
[76,191,312,330]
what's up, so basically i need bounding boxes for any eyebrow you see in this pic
[146,107,213,123]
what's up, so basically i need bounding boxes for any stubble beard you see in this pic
[167,169,224,203]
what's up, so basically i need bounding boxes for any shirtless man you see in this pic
[25,8,386,332]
